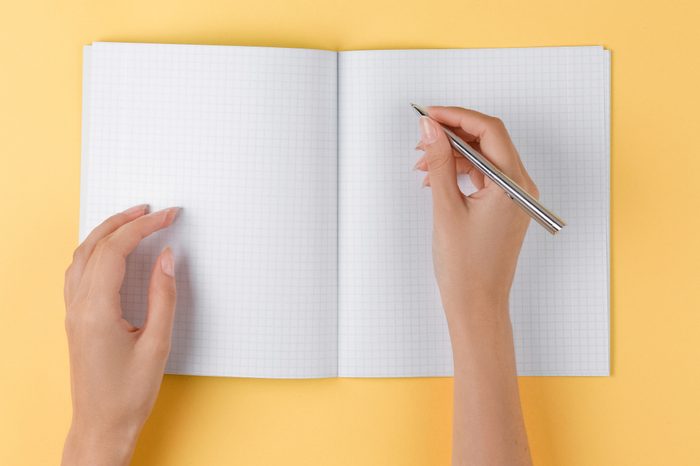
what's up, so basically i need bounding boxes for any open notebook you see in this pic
[81,42,610,378]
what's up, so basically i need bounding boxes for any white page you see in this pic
[81,43,338,378]
[338,47,610,376]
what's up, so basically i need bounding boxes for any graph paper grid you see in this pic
[337,47,610,376]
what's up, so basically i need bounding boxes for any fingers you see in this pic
[65,204,149,305]
[82,207,181,298]
[427,106,526,182]
[107,208,180,259]
[418,116,463,208]
[416,155,485,190]
[141,247,177,355]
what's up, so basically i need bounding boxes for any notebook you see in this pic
[80,42,610,378]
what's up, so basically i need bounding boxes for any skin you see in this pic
[62,206,180,466]
[62,106,533,466]
[416,107,535,466]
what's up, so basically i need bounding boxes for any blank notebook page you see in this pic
[338,47,610,376]
[81,43,339,378]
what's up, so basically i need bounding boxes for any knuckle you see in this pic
[95,235,120,257]
[427,153,453,172]
[100,212,127,231]
[111,212,130,225]
[93,238,108,254]
[489,116,506,130]
[71,244,85,262]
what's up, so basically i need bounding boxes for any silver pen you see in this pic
[410,103,566,235]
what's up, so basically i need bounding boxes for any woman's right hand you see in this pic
[415,106,538,326]
[415,106,534,466]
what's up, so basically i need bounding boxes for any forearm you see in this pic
[448,299,532,466]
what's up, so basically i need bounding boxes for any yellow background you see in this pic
[1,0,699,464]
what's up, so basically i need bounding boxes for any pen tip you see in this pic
[410,103,427,116]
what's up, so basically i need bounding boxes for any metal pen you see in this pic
[410,103,566,235]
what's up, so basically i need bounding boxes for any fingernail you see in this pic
[422,176,430,188]
[163,207,181,225]
[419,117,438,145]
[415,142,425,151]
[123,204,148,216]
[414,157,427,171]
[160,247,175,277]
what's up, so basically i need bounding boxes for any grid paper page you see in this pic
[338,47,610,376]
[81,43,338,378]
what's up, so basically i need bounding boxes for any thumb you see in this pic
[419,117,461,207]
[143,247,177,350]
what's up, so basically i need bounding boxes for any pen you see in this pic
[410,103,566,235]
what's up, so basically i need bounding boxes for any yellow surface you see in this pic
[1,0,699,464]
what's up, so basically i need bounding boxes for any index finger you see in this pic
[427,106,524,179]
[82,207,180,298]
[65,204,148,306]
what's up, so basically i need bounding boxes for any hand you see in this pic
[415,107,533,466]
[415,107,538,326]
[62,205,180,466]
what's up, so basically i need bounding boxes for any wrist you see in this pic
[443,291,510,324]
[443,294,512,348]
[62,418,142,466]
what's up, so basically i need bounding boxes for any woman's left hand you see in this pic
[62,205,179,466]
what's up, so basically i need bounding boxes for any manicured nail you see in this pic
[419,117,438,145]
[414,157,427,171]
[123,204,148,216]
[160,247,175,277]
[163,207,181,225]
